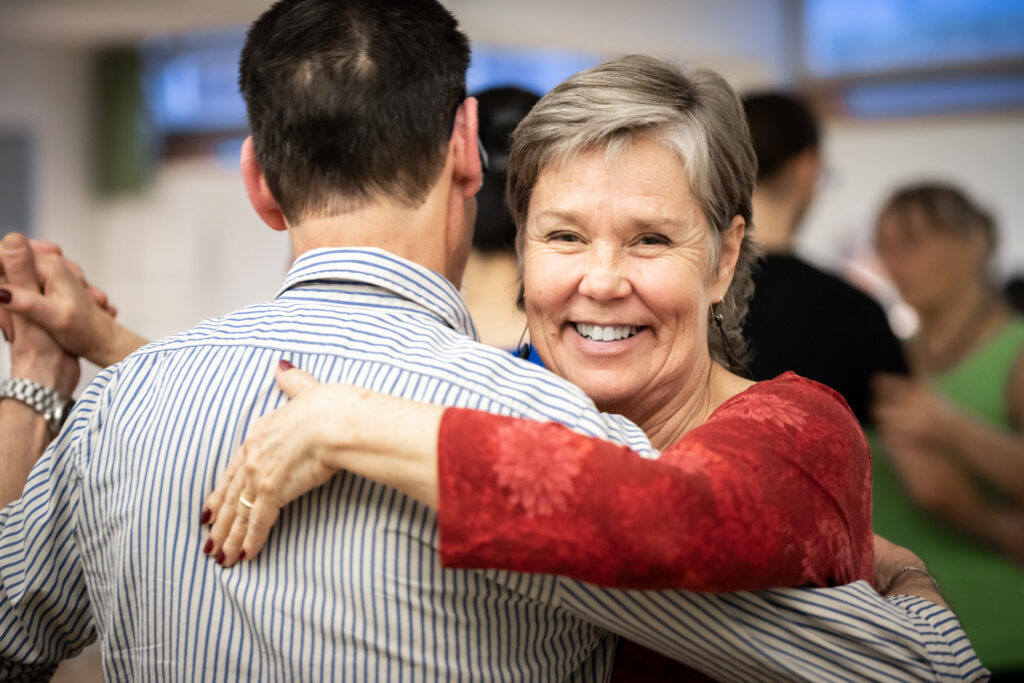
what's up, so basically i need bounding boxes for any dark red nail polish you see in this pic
[279,359,294,371]
[203,539,214,554]
[239,550,246,561]
[200,508,211,524]
[0,289,11,304]
[216,552,225,565]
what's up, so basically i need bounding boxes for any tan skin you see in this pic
[874,207,1024,564]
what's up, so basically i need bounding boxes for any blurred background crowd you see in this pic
[1,0,1022,679]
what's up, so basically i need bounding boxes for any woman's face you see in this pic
[521,137,738,419]
[876,208,985,314]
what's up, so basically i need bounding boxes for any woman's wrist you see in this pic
[880,566,939,595]
[881,565,949,609]
[90,319,148,368]
[319,386,445,508]
[11,351,76,396]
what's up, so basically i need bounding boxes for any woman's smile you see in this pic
[522,137,731,421]
[566,321,651,358]
[572,323,642,342]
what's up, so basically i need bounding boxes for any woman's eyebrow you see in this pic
[530,209,582,225]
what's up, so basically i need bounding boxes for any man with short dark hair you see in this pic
[0,2,985,680]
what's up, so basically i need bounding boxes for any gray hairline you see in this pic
[511,126,726,278]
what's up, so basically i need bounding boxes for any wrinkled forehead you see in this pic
[525,140,705,233]
[539,134,688,187]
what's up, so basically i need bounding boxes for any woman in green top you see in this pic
[872,182,1024,676]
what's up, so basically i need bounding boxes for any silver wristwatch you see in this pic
[0,377,75,436]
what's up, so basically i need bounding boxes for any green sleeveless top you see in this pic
[870,315,1024,671]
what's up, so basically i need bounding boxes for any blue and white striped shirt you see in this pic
[1,248,987,681]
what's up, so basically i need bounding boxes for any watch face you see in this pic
[51,399,72,434]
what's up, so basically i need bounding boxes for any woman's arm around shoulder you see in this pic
[438,371,873,590]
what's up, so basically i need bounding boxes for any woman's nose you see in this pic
[578,250,631,301]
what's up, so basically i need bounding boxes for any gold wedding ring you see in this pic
[239,494,255,510]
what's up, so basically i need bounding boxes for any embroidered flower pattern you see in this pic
[719,391,809,430]
[492,422,587,517]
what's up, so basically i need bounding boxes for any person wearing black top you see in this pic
[741,93,907,424]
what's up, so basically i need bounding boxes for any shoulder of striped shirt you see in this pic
[66,300,656,459]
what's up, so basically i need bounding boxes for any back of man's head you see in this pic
[743,92,820,183]
[240,0,471,224]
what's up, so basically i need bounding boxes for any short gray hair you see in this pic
[508,55,761,372]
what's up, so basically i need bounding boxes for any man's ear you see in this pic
[241,136,288,232]
[712,215,746,301]
[450,97,483,199]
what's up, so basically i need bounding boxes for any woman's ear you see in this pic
[712,215,746,301]
[241,136,288,232]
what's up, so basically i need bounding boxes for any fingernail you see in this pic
[239,550,246,561]
[0,289,10,304]
[200,508,211,524]
[204,539,214,554]
[279,359,294,371]
[216,552,225,565]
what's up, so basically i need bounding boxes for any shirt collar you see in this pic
[276,247,479,340]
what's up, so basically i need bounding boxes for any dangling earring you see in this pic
[516,324,532,360]
[711,300,748,376]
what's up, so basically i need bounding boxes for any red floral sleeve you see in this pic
[437,372,873,591]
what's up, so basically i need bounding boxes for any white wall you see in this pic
[0,44,95,259]
[450,0,795,88]
[801,111,1024,279]
[90,159,287,342]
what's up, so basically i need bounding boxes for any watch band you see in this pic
[0,377,75,436]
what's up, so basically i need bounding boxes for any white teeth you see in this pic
[574,323,638,341]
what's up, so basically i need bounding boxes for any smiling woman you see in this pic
[521,138,745,440]
[202,56,984,681]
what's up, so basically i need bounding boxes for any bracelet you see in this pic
[881,565,941,596]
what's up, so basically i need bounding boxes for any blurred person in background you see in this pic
[1005,276,1024,314]
[459,85,540,361]
[872,181,1024,679]
[742,92,908,425]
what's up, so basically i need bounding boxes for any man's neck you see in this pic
[751,188,800,254]
[287,174,468,287]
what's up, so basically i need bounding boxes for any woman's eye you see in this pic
[637,234,671,246]
[549,231,581,243]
